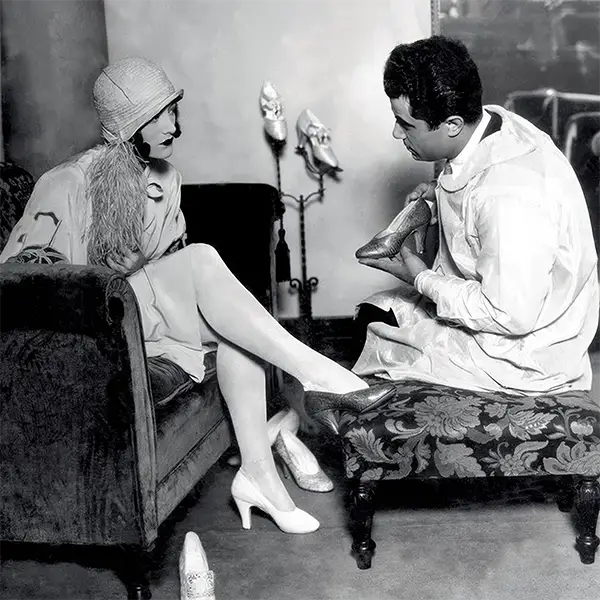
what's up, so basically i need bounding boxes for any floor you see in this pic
[1,351,599,600]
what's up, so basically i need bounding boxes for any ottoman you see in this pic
[337,380,600,569]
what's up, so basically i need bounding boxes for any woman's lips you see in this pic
[161,138,173,146]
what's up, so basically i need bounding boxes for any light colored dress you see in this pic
[353,105,599,396]
[0,146,208,383]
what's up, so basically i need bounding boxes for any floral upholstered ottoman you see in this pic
[337,380,600,569]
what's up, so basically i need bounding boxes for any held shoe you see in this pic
[259,81,288,142]
[231,469,320,534]
[273,429,334,493]
[179,532,216,600]
[355,198,432,260]
[296,108,339,169]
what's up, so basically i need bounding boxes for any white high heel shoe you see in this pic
[267,408,300,445]
[179,532,216,600]
[259,81,288,142]
[231,469,320,534]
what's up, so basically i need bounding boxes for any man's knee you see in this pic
[186,242,222,263]
[351,303,399,360]
[355,303,399,329]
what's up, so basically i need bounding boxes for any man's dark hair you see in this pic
[383,36,482,129]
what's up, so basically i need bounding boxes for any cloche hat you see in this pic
[93,57,184,142]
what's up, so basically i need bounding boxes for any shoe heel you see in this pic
[412,223,428,255]
[296,129,308,152]
[233,497,253,530]
[314,409,340,435]
[274,450,291,479]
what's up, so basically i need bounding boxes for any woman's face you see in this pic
[140,101,178,159]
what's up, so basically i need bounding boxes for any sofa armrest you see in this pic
[0,263,159,547]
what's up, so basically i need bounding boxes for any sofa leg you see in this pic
[116,544,153,599]
[574,476,600,564]
[350,480,378,570]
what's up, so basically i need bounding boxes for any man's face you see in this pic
[140,101,178,159]
[390,97,447,162]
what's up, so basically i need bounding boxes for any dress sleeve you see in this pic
[143,164,187,262]
[0,166,85,264]
[415,185,557,335]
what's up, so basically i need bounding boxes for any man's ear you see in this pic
[444,115,464,138]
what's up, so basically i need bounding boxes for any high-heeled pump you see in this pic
[355,198,432,260]
[273,429,334,493]
[304,383,396,436]
[296,108,340,170]
[179,532,216,600]
[259,81,287,142]
[231,469,320,534]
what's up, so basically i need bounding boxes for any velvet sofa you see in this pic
[0,165,279,599]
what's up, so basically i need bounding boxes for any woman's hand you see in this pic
[106,249,147,275]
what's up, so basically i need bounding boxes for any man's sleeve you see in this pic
[414,186,557,335]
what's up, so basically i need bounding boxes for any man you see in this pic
[353,36,599,396]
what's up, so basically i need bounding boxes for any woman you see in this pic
[0,57,394,534]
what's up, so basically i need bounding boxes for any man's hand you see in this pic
[405,181,436,206]
[398,239,428,285]
[106,248,147,275]
[358,231,428,285]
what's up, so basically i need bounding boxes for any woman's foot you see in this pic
[240,458,295,512]
[298,355,369,395]
[303,383,396,435]
[231,469,320,534]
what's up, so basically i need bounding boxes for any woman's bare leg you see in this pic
[188,244,366,393]
[198,315,294,511]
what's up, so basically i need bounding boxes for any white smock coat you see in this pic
[0,146,209,383]
[353,105,599,396]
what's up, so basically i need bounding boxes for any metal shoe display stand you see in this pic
[269,139,339,346]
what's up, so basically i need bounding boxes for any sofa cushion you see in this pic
[147,356,195,408]
[339,380,600,482]
[154,367,227,483]
[148,351,216,407]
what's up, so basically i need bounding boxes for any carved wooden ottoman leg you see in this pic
[574,476,600,564]
[557,477,575,513]
[350,480,378,570]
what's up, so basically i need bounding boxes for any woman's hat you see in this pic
[93,57,184,142]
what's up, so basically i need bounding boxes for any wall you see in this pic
[1,0,108,178]
[105,0,432,318]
